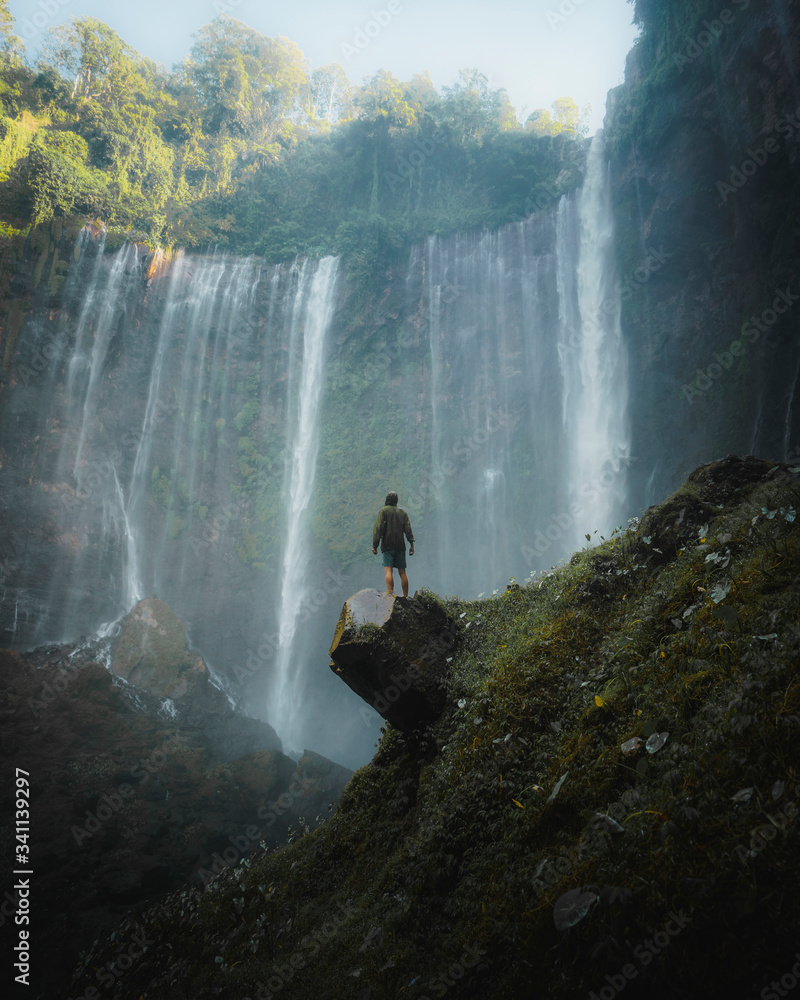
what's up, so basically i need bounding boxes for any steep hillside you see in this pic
[63,456,800,1000]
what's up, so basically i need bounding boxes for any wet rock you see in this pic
[111,596,282,761]
[329,589,459,732]
[111,597,212,702]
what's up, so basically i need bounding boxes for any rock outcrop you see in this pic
[0,629,353,1000]
[111,596,282,762]
[328,589,459,731]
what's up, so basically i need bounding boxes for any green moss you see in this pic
[168,515,185,538]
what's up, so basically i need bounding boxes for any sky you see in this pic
[7,0,641,133]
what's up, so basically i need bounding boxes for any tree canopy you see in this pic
[0,10,589,268]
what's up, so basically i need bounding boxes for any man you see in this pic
[372,491,415,598]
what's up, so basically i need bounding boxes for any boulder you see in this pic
[111,596,282,759]
[328,589,459,732]
[111,597,207,701]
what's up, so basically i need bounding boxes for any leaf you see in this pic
[710,580,731,603]
[645,732,668,754]
[595,695,605,708]
[620,736,644,755]
[359,927,383,952]
[636,757,649,778]
[590,812,625,833]
[712,605,739,627]
[553,887,598,931]
[642,719,658,738]
[512,799,525,809]
[547,772,569,804]
[731,787,754,803]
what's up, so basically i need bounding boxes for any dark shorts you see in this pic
[382,548,407,569]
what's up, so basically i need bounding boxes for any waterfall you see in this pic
[0,145,630,766]
[558,131,629,550]
[271,257,339,752]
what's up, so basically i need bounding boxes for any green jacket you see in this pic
[373,505,414,552]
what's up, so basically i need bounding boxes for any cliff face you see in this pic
[606,0,800,509]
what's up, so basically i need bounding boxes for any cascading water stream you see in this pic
[1,142,630,765]
[558,131,629,550]
[271,256,339,752]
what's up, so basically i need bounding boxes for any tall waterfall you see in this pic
[272,257,339,753]
[558,131,629,553]
[0,135,630,766]
[407,131,628,597]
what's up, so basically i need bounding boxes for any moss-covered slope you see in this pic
[64,456,800,1000]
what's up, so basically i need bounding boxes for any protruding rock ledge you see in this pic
[328,588,459,732]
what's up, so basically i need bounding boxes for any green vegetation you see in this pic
[0,2,587,279]
[67,457,800,998]
[607,0,763,155]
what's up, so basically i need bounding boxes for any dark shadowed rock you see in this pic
[0,638,353,1000]
[328,589,459,731]
[111,596,282,761]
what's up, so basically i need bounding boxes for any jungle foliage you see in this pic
[0,4,588,271]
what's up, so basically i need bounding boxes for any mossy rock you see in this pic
[111,597,208,701]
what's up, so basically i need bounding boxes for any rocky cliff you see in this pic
[606,0,800,508]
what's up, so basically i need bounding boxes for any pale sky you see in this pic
[8,0,640,133]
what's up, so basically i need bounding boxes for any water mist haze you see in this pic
[0,133,632,769]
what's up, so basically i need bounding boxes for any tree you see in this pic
[183,16,309,146]
[439,69,517,143]
[355,70,417,127]
[526,97,590,137]
[308,63,353,127]
[40,18,139,105]
[0,0,15,51]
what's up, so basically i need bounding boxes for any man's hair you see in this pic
[385,491,398,506]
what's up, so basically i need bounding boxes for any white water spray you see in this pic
[272,257,339,750]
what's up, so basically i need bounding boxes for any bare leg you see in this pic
[399,569,409,598]
[384,566,394,593]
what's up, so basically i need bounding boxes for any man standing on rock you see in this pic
[372,491,414,598]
